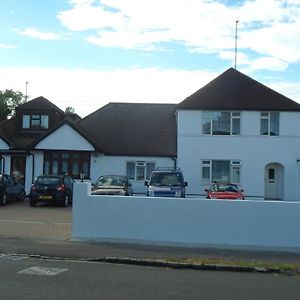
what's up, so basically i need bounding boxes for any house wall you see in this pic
[0,138,9,149]
[35,123,95,151]
[15,151,43,194]
[1,155,10,174]
[24,124,96,194]
[177,110,300,201]
[90,154,175,194]
[72,182,300,249]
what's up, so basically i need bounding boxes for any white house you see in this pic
[1,68,300,200]
[176,68,300,201]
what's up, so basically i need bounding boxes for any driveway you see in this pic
[0,199,72,240]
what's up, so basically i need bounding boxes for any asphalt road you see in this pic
[1,198,300,300]
[1,254,300,300]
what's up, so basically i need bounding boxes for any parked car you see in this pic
[145,168,188,198]
[91,175,133,196]
[0,174,26,205]
[205,183,245,200]
[29,175,74,207]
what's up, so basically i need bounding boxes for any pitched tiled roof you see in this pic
[0,125,14,147]
[17,96,64,113]
[0,97,97,151]
[177,68,300,111]
[79,103,177,157]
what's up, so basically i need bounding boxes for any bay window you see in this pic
[44,151,90,179]
[202,160,241,184]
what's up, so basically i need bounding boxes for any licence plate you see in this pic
[39,195,52,200]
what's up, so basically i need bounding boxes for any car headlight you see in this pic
[175,190,182,197]
[148,189,154,197]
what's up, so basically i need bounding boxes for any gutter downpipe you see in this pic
[0,155,5,174]
[171,157,177,169]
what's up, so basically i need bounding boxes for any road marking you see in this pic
[0,220,71,225]
[18,267,68,276]
[0,254,28,261]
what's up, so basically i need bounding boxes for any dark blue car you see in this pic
[29,175,74,207]
[0,174,26,205]
[145,168,188,198]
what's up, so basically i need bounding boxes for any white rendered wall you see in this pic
[17,151,44,194]
[0,138,9,149]
[1,155,10,174]
[90,154,175,194]
[35,123,95,151]
[177,110,300,201]
[72,182,300,249]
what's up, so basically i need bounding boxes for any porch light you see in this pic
[80,173,84,182]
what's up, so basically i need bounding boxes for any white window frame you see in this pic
[201,160,241,184]
[202,111,240,135]
[126,161,155,181]
[260,112,279,136]
[22,114,49,130]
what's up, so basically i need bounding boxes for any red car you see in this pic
[205,183,245,200]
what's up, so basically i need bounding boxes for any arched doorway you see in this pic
[264,163,283,200]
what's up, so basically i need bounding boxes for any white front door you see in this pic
[265,163,283,200]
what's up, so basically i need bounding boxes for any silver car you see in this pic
[91,175,133,196]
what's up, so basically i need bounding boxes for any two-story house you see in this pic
[176,68,300,201]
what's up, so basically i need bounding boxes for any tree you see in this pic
[65,106,81,121]
[65,106,75,115]
[0,89,27,122]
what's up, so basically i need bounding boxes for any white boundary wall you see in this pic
[72,182,300,249]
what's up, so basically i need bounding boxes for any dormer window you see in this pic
[22,114,49,130]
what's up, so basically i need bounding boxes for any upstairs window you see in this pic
[260,112,279,136]
[22,114,49,130]
[202,112,240,135]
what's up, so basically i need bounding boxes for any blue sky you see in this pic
[1,0,300,117]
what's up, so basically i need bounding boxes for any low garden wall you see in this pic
[72,182,300,250]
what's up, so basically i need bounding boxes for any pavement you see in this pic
[1,200,300,274]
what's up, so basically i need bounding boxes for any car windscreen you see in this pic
[95,176,125,187]
[214,184,239,192]
[150,173,183,187]
[35,177,61,185]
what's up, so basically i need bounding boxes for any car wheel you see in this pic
[29,199,37,207]
[18,190,26,201]
[63,194,69,207]
[0,191,7,205]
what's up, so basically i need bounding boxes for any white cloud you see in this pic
[1,66,299,117]
[0,66,218,117]
[268,81,300,102]
[0,44,16,49]
[57,0,300,70]
[17,28,70,41]
[241,57,288,72]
